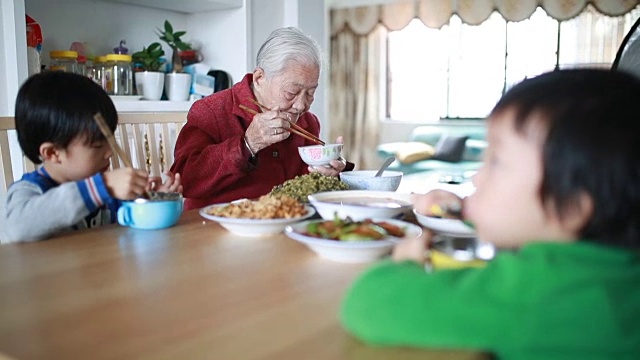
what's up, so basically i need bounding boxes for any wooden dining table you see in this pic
[0,209,489,360]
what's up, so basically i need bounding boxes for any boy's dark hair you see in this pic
[15,71,118,164]
[492,69,640,248]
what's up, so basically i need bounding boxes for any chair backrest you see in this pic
[112,113,187,177]
[1,113,187,194]
[0,117,36,194]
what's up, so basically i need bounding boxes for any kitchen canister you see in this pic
[49,50,78,73]
[105,54,133,95]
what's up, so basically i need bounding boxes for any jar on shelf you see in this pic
[104,54,133,95]
[94,56,106,89]
[49,50,78,73]
[77,55,87,76]
[84,56,96,83]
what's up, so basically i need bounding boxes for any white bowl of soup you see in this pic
[308,190,413,221]
[339,170,403,191]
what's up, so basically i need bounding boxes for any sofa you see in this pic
[377,124,487,176]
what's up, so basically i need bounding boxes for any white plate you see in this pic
[285,218,422,263]
[308,190,413,221]
[199,204,316,237]
[109,95,143,101]
[414,209,476,237]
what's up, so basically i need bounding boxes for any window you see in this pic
[386,5,640,122]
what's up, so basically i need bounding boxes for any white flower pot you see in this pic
[165,73,192,101]
[135,71,165,100]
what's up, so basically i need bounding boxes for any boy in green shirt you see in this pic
[341,69,640,360]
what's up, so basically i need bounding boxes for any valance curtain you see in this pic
[331,0,640,35]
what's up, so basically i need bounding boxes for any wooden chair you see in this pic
[112,113,187,177]
[0,117,36,194]
[1,113,187,193]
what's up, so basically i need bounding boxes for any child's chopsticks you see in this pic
[94,113,151,199]
[94,113,133,168]
[243,98,325,145]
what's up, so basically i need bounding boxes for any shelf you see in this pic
[100,0,243,13]
[113,100,195,112]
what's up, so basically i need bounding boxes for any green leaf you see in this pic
[164,20,173,34]
[174,31,186,38]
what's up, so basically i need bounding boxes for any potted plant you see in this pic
[156,20,193,101]
[156,20,191,73]
[132,42,165,72]
[132,42,166,100]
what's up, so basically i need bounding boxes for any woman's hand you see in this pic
[103,168,149,200]
[148,171,183,194]
[244,106,291,153]
[309,136,347,177]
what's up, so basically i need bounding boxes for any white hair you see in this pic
[256,27,323,78]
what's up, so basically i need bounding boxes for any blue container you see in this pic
[117,192,183,230]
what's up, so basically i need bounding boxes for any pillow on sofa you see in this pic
[432,134,469,162]
[395,142,436,164]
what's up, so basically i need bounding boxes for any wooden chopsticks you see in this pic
[243,98,325,145]
[94,113,133,168]
[94,113,151,199]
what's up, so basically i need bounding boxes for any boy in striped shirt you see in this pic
[4,72,181,242]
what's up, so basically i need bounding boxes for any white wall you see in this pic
[1,0,27,116]
[187,4,249,83]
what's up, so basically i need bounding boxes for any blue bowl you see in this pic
[117,192,183,230]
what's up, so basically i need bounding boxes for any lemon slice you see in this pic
[429,250,487,269]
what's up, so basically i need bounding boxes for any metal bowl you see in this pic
[431,235,496,261]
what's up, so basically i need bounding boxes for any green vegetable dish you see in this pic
[304,216,406,241]
[269,173,349,203]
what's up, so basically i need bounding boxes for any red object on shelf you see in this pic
[179,50,201,66]
[26,15,42,49]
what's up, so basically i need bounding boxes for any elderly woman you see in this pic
[171,27,351,210]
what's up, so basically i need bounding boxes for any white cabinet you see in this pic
[0,0,249,115]
[101,0,242,13]
[1,0,327,120]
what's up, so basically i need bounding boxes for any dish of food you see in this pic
[200,195,316,236]
[308,190,413,221]
[285,217,422,263]
[269,172,349,203]
[303,216,406,241]
[414,209,476,237]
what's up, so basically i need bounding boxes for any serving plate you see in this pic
[285,218,422,263]
[199,204,316,237]
[308,190,413,221]
[414,209,476,237]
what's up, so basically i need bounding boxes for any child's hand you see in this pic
[148,171,183,194]
[412,189,463,218]
[392,232,430,264]
[103,168,150,200]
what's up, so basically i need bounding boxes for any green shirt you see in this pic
[340,241,640,360]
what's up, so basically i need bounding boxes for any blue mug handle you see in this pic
[117,205,132,226]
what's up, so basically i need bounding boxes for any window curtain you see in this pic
[329,26,384,170]
[328,0,640,169]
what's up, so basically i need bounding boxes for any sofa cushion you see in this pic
[432,134,469,162]
[395,142,436,164]
[463,139,488,161]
